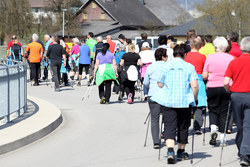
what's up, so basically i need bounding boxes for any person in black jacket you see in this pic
[46,36,66,92]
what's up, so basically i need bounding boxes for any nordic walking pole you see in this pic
[203,108,207,145]
[144,115,151,147]
[158,115,163,160]
[82,76,95,101]
[219,101,231,166]
[191,107,195,164]
[144,111,150,124]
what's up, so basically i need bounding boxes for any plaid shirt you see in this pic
[151,58,198,108]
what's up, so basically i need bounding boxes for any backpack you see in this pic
[11,44,22,60]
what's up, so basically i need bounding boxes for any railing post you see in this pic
[6,65,10,122]
[24,62,27,112]
[17,63,21,116]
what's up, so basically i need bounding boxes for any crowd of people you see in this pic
[5,30,250,166]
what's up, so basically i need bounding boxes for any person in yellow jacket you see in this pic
[199,35,215,57]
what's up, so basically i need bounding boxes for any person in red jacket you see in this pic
[227,32,242,58]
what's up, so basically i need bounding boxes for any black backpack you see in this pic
[11,44,22,60]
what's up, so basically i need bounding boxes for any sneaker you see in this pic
[195,129,203,135]
[177,152,189,161]
[100,97,106,104]
[33,83,39,86]
[153,144,160,149]
[167,152,175,164]
[118,91,123,101]
[144,96,148,101]
[240,156,250,166]
[70,76,74,80]
[55,88,60,92]
[77,82,81,86]
[128,93,133,104]
[209,132,218,146]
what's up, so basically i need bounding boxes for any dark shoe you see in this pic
[167,152,175,164]
[153,144,160,149]
[77,82,81,86]
[100,97,106,104]
[209,132,218,146]
[177,151,189,161]
[70,76,74,80]
[161,131,164,139]
[144,96,148,101]
[87,81,90,86]
[240,156,250,166]
[33,83,39,86]
[64,82,70,86]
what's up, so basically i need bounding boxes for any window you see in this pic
[101,13,105,20]
[83,13,88,20]
[92,2,96,8]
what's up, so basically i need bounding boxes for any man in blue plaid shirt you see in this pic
[151,44,199,164]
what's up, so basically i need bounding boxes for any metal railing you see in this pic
[0,58,27,122]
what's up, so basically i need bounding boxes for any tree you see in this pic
[196,0,250,39]
[0,0,33,44]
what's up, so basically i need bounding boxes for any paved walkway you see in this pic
[0,79,240,167]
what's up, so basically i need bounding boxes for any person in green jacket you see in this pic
[199,35,215,57]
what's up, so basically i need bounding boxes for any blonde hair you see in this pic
[128,43,135,52]
[13,39,18,44]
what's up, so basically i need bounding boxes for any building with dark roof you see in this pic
[54,0,193,39]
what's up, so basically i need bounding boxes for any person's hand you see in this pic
[75,56,79,60]
[115,72,118,78]
[63,62,66,67]
[92,60,95,65]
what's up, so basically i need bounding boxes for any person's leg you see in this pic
[194,107,204,132]
[176,108,191,160]
[124,80,130,97]
[34,63,40,84]
[163,106,177,164]
[85,65,90,82]
[148,100,162,146]
[129,81,136,102]
[51,64,59,89]
[30,63,35,82]
[98,82,105,99]
[57,63,61,87]
[104,80,112,103]
[78,64,84,85]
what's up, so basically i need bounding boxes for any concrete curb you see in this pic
[0,96,62,155]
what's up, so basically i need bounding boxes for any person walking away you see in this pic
[185,38,207,134]
[86,32,97,63]
[106,35,116,53]
[202,36,234,146]
[59,39,70,86]
[139,42,155,100]
[227,32,242,58]
[144,48,168,149]
[157,36,174,61]
[46,36,66,92]
[43,34,52,81]
[94,43,119,104]
[9,39,23,63]
[119,43,142,103]
[150,44,199,164]
[76,38,91,86]
[25,34,43,86]
[199,35,215,57]
[135,33,153,53]
[69,38,80,80]
[6,35,22,60]
[224,36,250,166]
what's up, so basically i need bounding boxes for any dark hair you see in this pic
[88,32,94,38]
[126,38,132,44]
[12,35,17,40]
[204,35,213,43]
[141,33,148,40]
[101,43,110,55]
[173,44,186,58]
[225,39,232,53]
[167,36,174,42]
[81,38,86,43]
[118,34,125,40]
[155,48,167,61]
[228,32,239,42]
[187,29,196,40]
[158,36,167,45]
[53,36,60,44]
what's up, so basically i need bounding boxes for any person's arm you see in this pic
[224,77,231,93]
[62,54,66,67]
[202,72,209,80]
[157,70,166,88]
[94,59,99,78]
[120,59,124,66]
[190,80,199,100]
[112,59,118,78]
[40,46,44,60]
[76,52,80,60]
[202,58,209,80]
[46,46,51,59]
[137,58,142,66]
[20,47,23,57]
[92,46,96,62]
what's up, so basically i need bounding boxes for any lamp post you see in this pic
[231,10,241,41]
[62,9,67,37]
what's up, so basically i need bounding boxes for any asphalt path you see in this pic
[0,79,240,167]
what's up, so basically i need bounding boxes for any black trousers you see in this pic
[43,66,48,80]
[62,73,68,85]
[231,93,250,161]
[99,80,112,102]
[51,62,61,89]
[162,107,191,144]
[194,107,205,131]
[207,87,230,133]
[30,62,40,84]
[148,100,162,144]
[120,80,136,101]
